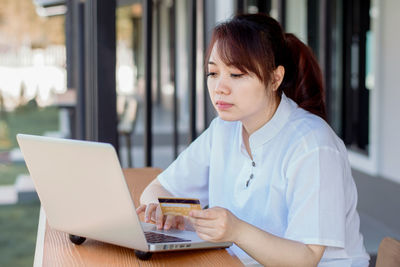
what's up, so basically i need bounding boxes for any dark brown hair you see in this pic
[206,13,326,120]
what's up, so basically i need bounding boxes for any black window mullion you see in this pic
[357,0,370,151]
[342,0,353,146]
[236,0,247,14]
[188,0,197,142]
[169,0,178,159]
[143,0,153,166]
[84,0,118,149]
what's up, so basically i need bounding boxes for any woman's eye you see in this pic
[207,72,217,77]
[230,73,244,78]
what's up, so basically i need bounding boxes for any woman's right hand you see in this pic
[136,203,185,230]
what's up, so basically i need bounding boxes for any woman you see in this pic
[137,14,369,266]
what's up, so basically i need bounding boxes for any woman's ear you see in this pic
[272,66,285,91]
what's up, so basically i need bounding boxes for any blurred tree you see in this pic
[18,82,27,107]
[0,0,65,48]
[117,6,134,48]
[0,91,11,149]
[0,91,6,119]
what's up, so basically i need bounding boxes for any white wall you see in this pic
[378,0,400,183]
[176,0,189,127]
[215,0,234,23]
[285,0,307,43]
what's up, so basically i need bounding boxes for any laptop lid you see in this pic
[17,134,232,252]
[17,134,149,251]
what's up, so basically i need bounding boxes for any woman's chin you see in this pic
[217,114,239,122]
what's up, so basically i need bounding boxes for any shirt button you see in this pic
[252,161,256,167]
[250,174,254,179]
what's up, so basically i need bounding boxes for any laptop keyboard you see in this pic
[144,231,190,243]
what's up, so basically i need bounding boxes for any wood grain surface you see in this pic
[41,168,244,267]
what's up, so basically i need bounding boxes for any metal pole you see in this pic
[77,1,85,140]
[143,0,153,166]
[169,0,178,158]
[278,0,286,30]
[237,0,246,14]
[156,0,162,106]
[84,0,117,148]
[65,0,74,90]
[202,0,209,130]
[189,0,197,142]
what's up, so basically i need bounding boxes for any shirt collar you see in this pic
[246,93,296,151]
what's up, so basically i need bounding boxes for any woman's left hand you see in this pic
[188,206,241,243]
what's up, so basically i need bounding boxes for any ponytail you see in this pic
[279,33,327,120]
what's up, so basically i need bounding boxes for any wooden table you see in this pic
[34,168,244,267]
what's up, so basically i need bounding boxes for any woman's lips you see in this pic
[216,101,233,110]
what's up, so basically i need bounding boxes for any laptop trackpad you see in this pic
[141,222,203,242]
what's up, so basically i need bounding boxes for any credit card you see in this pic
[158,197,201,216]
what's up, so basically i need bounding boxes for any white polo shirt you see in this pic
[158,94,369,266]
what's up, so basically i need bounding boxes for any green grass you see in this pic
[0,202,40,267]
[2,105,59,150]
[0,163,29,185]
[0,104,58,185]
[0,104,58,266]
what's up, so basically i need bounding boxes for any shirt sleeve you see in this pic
[157,118,217,208]
[284,146,346,248]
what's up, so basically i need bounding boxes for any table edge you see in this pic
[33,206,46,267]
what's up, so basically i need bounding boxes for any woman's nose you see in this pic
[214,77,230,95]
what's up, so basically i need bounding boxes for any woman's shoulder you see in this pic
[284,107,345,153]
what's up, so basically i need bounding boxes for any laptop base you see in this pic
[69,234,86,245]
[68,233,153,260]
[135,250,153,260]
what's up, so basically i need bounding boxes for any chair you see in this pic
[375,237,400,267]
[118,97,138,167]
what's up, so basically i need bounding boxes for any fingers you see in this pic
[138,203,188,231]
[144,203,158,223]
[136,204,146,215]
[189,219,217,242]
[175,216,185,231]
[164,215,185,230]
[189,217,215,229]
[164,215,175,230]
[188,208,216,231]
[155,205,164,229]
[188,207,235,243]
[189,209,205,218]
[189,208,215,219]
[195,228,215,241]
[190,219,226,242]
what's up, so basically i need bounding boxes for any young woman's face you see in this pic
[207,44,277,132]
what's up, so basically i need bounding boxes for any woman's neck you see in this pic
[241,95,280,158]
[242,95,280,136]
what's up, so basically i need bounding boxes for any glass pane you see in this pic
[0,0,66,265]
[116,0,185,169]
[116,3,143,168]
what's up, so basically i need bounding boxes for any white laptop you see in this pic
[16,134,231,255]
